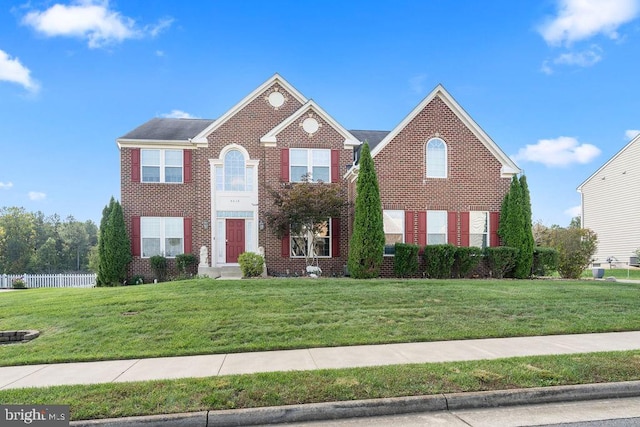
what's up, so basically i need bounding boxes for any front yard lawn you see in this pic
[1,277,640,367]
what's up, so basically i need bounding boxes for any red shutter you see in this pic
[281,229,290,258]
[281,148,289,182]
[460,212,470,247]
[417,211,427,247]
[184,217,192,254]
[404,211,415,244]
[447,212,457,246]
[131,148,140,183]
[183,150,192,183]
[131,216,141,256]
[331,217,340,257]
[490,212,500,247]
[331,149,340,183]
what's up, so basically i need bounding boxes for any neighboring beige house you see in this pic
[577,134,640,267]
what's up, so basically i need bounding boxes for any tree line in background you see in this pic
[0,206,98,274]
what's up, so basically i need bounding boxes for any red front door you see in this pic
[226,219,245,263]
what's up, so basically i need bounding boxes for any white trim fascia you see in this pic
[344,164,359,181]
[191,73,308,144]
[369,84,521,175]
[576,134,640,192]
[116,138,203,150]
[260,100,361,147]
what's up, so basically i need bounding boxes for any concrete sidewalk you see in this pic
[2,331,640,390]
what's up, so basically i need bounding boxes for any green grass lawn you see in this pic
[2,277,640,421]
[582,268,640,280]
[1,277,640,367]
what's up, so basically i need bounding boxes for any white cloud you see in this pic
[554,45,602,66]
[539,0,640,46]
[28,191,46,201]
[513,136,601,167]
[0,49,39,92]
[162,110,198,119]
[22,1,173,49]
[564,205,582,217]
[625,129,640,140]
[0,181,14,190]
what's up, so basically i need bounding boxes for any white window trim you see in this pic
[211,144,259,192]
[427,210,448,245]
[289,148,331,183]
[383,210,404,256]
[140,217,184,258]
[469,211,489,249]
[426,138,447,179]
[141,149,183,183]
[290,219,332,258]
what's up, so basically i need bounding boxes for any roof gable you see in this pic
[260,100,361,148]
[191,73,307,144]
[577,134,640,192]
[369,84,520,177]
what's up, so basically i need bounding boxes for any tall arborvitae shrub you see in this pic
[97,197,131,286]
[498,175,533,279]
[348,143,385,279]
[517,175,534,278]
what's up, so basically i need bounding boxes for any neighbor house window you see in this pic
[427,210,447,244]
[290,219,331,258]
[426,138,447,178]
[141,149,183,183]
[469,211,489,248]
[290,148,330,182]
[141,217,184,257]
[383,210,404,255]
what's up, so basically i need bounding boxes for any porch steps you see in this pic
[218,266,243,280]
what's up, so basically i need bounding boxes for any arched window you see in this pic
[426,138,447,178]
[224,150,245,191]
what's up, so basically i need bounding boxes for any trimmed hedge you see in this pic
[176,253,198,276]
[452,246,483,278]
[238,252,264,278]
[423,244,457,279]
[149,255,168,282]
[485,247,518,279]
[393,243,420,277]
[532,247,559,276]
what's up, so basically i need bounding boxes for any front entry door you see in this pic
[226,219,245,263]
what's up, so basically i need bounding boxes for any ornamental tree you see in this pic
[97,197,131,286]
[264,175,346,269]
[347,142,385,279]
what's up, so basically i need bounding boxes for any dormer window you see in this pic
[426,138,447,178]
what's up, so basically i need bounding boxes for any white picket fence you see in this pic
[0,273,96,289]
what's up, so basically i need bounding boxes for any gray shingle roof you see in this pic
[119,118,215,141]
[349,130,390,152]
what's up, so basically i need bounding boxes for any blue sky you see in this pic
[1,0,639,226]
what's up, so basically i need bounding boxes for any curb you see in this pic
[70,380,640,427]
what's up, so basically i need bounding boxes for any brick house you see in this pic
[116,75,520,279]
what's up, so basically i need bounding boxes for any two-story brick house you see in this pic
[117,74,520,279]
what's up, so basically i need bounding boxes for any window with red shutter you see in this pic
[331,217,340,257]
[183,150,192,183]
[131,216,141,256]
[131,149,140,183]
[281,148,289,182]
[331,149,340,183]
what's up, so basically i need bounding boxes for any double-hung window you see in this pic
[469,211,489,248]
[383,210,404,255]
[215,149,254,192]
[290,148,330,183]
[141,149,183,183]
[426,138,447,178]
[290,220,331,258]
[141,217,184,257]
[427,210,447,244]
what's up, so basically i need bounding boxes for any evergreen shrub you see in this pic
[393,243,420,277]
[532,247,559,276]
[485,246,518,279]
[423,244,456,279]
[238,252,264,278]
[150,255,168,282]
[452,246,483,278]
